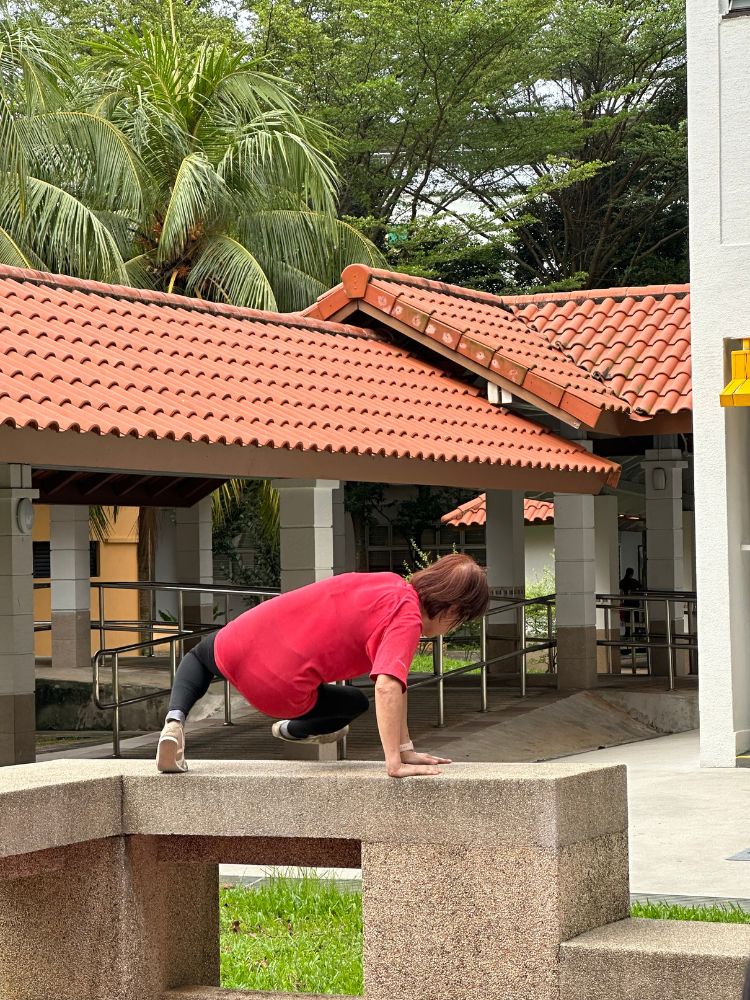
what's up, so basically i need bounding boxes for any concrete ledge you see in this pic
[153,834,361,868]
[560,918,750,999]
[0,761,123,857]
[121,760,627,848]
[165,991,348,1000]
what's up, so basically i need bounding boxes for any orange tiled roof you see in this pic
[305,265,631,431]
[306,266,691,429]
[442,495,554,528]
[0,265,621,491]
[502,285,691,420]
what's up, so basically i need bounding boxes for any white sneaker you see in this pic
[156,720,189,773]
[271,720,349,745]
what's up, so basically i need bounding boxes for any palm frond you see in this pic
[212,478,279,549]
[0,224,39,268]
[89,504,119,543]
[186,234,276,309]
[0,175,129,283]
[124,251,157,288]
[24,111,144,214]
[157,151,224,263]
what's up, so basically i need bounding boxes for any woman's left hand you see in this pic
[400,749,452,765]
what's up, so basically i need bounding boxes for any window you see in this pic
[32,541,100,579]
[728,0,750,11]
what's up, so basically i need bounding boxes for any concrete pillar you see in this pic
[554,494,597,690]
[271,479,339,761]
[0,836,218,1000]
[332,484,355,575]
[485,491,525,675]
[50,506,91,673]
[595,495,620,673]
[175,497,213,631]
[272,479,338,592]
[0,464,38,765]
[643,449,687,676]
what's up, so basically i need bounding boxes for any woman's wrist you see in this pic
[399,740,414,752]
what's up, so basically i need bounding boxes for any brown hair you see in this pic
[410,553,489,626]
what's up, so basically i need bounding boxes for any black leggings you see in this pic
[167,633,370,737]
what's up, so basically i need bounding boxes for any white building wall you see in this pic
[687,0,750,764]
[525,526,554,586]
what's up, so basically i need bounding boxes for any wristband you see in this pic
[399,741,414,752]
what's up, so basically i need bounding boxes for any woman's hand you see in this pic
[400,749,452,766]
[387,761,442,778]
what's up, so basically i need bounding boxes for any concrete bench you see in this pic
[0,759,746,1000]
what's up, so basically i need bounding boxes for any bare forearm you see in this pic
[374,675,404,774]
[400,688,410,746]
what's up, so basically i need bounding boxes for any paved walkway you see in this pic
[566,731,750,901]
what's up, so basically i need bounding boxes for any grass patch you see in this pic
[220,873,363,995]
[410,652,478,674]
[219,876,750,995]
[631,900,750,923]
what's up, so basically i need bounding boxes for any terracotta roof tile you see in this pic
[309,267,691,426]
[311,265,628,431]
[442,495,554,528]
[0,265,620,491]
[506,286,691,418]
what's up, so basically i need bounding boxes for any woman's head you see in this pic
[410,553,489,635]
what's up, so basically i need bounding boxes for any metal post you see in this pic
[433,636,445,727]
[520,602,526,698]
[98,584,105,656]
[177,589,185,662]
[479,616,488,712]
[169,639,177,686]
[546,602,554,674]
[665,598,675,691]
[224,592,230,627]
[223,680,233,726]
[643,597,651,675]
[112,651,121,758]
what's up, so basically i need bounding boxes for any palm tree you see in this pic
[0,18,379,619]
[0,19,382,306]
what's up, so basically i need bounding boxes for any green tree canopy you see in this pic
[0,19,381,308]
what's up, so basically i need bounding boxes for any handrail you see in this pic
[595,590,698,687]
[89,580,281,757]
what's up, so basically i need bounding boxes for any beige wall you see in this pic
[33,506,140,657]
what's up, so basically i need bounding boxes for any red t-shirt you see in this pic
[213,572,423,718]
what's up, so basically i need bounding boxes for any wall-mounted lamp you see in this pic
[651,466,667,491]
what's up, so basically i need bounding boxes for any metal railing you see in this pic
[91,582,279,756]
[37,581,698,757]
[595,590,698,691]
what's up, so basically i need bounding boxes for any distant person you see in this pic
[156,553,489,779]
[619,566,643,638]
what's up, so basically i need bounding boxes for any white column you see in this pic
[50,506,91,672]
[554,494,597,690]
[686,0,750,764]
[175,498,214,629]
[272,479,338,592]
[271,478,339,762]
[484,491,525,674]
[594,495,620,673]
[642,449,687,676]
[333,485,355,575]
[0,464,37,765]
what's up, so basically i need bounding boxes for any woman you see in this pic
[156,553,488,778]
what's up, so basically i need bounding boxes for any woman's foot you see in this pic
[271,720,349,745]
[156,720,189,773]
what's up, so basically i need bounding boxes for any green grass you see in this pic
[219,879,750,995]
[631,900,750,923]
[220,873,363,995]
[410,652,478,674]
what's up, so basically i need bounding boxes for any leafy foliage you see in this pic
[0,17,382,306]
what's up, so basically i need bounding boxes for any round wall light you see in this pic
[15,497,34,534]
